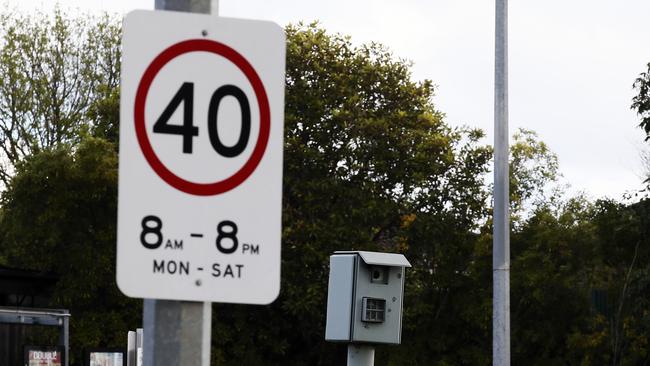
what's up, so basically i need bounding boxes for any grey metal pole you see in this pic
[127,331,136,366]
[493,0,510,365]
[347,344,374,366]
[136,328,144,366]
[155,0,211,12]
[143,2,217,366]
[60,313,69,366]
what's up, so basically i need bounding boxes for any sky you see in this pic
[3,0,650,200]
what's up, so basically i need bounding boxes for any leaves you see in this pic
[632,62,650,141]
[0,12,648,366]
[0,9,121,186]
[0,136,140,364]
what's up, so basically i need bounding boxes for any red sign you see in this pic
[134,39,271,196]
[27,350,62,366]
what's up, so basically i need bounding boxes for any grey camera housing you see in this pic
[325,251,411,345]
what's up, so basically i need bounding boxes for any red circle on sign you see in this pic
[134,39,271,196]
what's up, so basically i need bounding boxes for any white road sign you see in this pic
[117,10,285,304]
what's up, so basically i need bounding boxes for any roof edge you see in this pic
[333,251,412,268]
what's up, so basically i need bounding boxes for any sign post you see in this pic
[144,2,212,366]
[117,2,285,365]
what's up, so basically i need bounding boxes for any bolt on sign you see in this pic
[117,10,285,304]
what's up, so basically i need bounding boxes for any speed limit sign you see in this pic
[116,10,285,304]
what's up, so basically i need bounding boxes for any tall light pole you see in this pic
[493,0,510,365]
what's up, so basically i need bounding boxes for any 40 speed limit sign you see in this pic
[117,10,285,304]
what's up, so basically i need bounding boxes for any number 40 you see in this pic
[153,82,251,157]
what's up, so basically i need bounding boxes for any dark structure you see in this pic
[0,265,58,307]
[0,265,69,366]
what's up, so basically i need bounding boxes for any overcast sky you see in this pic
[3,0,650,200]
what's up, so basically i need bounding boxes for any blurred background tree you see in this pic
[0,9,120,186]
[0,10,648,366]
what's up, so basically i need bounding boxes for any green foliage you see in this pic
[0,136,140,364]
[506,198,650,366]
[510,198,597,365]
[591,199,650,365]
[632,62,650,185]
[0,9,121,185]
[632,62,650,142]
[210,23,494,365]
[509,128,560,218]
[0,11,649,366]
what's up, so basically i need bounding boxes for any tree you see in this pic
[590,199,650,366]
[632,62,650,142]
[0,9,120,185]
[509,197,600,365]
[0,14,496,364]
[633,62,650,185]
[209,23,494,365]
[509,128,561,220]
[0,136,140,365]
[4,10,649,366]
[504,195,650,366]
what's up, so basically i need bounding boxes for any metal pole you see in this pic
[493,0,510,365]
[136,328,144,366]
[60,314,69,366]
[127,331,136,366]
[347,344,374,366]
[143,2,217,366]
